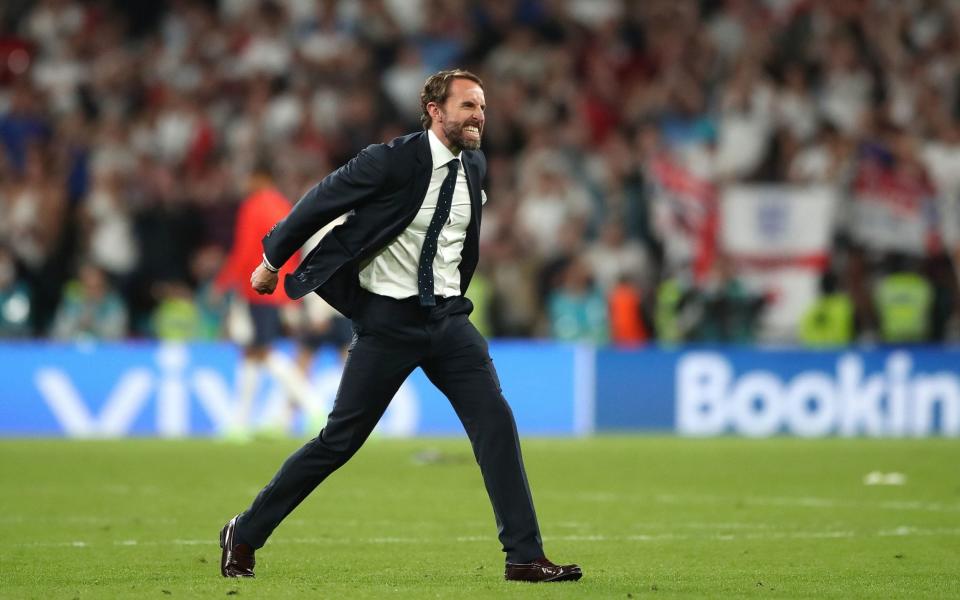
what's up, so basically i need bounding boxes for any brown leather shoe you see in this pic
[505,557,583,582]
[219,515,255,578]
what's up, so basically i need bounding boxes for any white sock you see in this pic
[235,359,261,431]
[266,352,318,423]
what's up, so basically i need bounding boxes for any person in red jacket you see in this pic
[215,158,309,439]
[608,277,648,347]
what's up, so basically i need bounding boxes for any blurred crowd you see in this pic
[2,0,960,346]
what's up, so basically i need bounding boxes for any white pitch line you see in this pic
[0,515,179,525]
[7,527,960,549]
[624,533,687,541]
[554,521,589,528]
[878,526,960,537]
[169,539,211,546]
[739,531,856,540]
[652,493,960,513]
[673,522,777,530]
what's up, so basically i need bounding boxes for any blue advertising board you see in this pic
[0,341,583,438]
[595,347,960,436]
[4,342,959,437]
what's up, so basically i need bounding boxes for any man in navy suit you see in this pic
[219,70,582,583]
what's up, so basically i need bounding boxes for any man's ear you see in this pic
[429,102,442,123]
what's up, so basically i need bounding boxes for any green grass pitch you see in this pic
[1,436,958,598]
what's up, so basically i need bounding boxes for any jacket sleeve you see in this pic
[262,144,388,268]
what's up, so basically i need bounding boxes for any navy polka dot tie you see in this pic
[418,159,459,306]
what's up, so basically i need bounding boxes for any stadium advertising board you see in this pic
[4,343,959,438]
[596,347,960,436]
[0,341,581,437]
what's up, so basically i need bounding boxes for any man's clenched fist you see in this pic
[250,262,279,295]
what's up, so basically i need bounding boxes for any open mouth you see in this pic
[463,125,481,140]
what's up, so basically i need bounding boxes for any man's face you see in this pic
[434,78,486,151]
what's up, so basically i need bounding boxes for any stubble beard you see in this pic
[444,120,482,152]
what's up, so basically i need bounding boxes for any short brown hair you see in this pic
[419,69,484,129]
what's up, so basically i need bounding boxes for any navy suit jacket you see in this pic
[262,131,486,318]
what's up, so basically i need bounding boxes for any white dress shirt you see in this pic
[359,129,479,299]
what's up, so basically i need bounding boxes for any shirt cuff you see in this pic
[261,253,279,273]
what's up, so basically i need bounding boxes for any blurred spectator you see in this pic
[238,1,294,77]
[24,0,85,55]
[0,83,50,173]
[774,63,818,144]
[485,26,547,85]
[190,244,228,340]
[548,257,609,345]
[585,219,649,293]
[537,217,588,321]
[3,143,64,272]
[788,124,855,184]
[81,165,138,283]
[127,159,205,334]
[414,0,468,72]
[874,254,933,344]
[922,118,960,278]
[464,266,494,338]
[608,277,647,347]
[654,275,692,345]
[151,280,201,342]
[0,245,31,338]
[714,57,774,180]
[689,255,762,343]
[486,228,542,337]
[819,33,873,135]
[516,160,591,257]
[50,261,127,341]
[382,44,430,124]
[3,140,70,335]
[798,271,855,347]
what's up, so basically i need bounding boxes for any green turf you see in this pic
[1,436,958,599]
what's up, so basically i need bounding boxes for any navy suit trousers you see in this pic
[235,292,545,563]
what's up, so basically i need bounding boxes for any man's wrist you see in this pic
[261,254,279,273]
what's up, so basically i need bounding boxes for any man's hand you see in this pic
[250,262,279,295]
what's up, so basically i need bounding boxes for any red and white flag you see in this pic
[721,184,839,341]
[648,153,718,283]
[849,161,940,256]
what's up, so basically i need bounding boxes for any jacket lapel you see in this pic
[412,131,432,210]
[456,151,482,294]
[463,151,482,229]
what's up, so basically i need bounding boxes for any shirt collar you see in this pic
[427,129,463,171]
